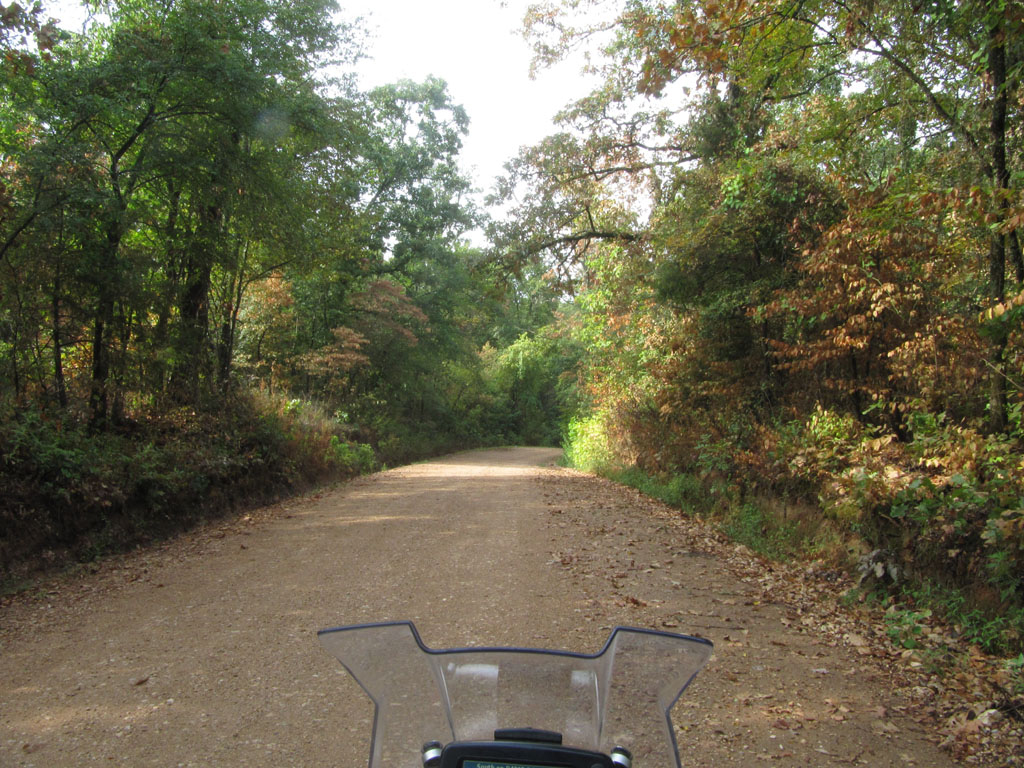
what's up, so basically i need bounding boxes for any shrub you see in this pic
[326,437,377,474]
[0,392,383,580]
[563,412,616,472]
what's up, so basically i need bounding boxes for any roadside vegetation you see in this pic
[490,0,1024,668]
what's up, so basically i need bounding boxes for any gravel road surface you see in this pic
[1,447,956,767]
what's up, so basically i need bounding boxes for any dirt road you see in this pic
[1,447,957,767]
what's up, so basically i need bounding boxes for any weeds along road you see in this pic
[1,447,955,767]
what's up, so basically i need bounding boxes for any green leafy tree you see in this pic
[1,0,358,424]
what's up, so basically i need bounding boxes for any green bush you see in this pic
[326,437,377,474]
[563,412,616,472]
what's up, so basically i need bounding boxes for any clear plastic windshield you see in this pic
[317,621,713,768]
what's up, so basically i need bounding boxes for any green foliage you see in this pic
[500,0,1024,671]
[721,503,805,562]
[481,330,575,446]
[874,578,1024,656]
[0,0,505,450]
[591,461,818,562]
[562,412,616,473]
[884,606,933,650]
[325,436,376,475]
[6,0,1023,682]
[1006,654,1024,695]
[607,468,707,513]
[0,392,386,577]
[1,0,580,580]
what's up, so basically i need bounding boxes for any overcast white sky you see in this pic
[338,0,587,193]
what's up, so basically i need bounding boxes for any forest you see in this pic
[2,0,1023,665]
[0,0,570,572]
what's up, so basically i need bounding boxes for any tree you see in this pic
[2,1,383,569]
[228,73,495,446]
[553,0,1024,428]
[501,0,1023,486]
[1,0,58,76]
[0,0,362,423]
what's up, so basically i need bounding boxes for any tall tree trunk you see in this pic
[3,318,20,403]
[89,223,121,430]
[89,297,113,430]
[172,238,214,405]
[170,133,237,406]
[215,261,236,392]
[986,12,1009,432]
[216,240,247,392]
[151,186,182,394]
[51,273,67,409]
[110,305,133,425]
[217,317,233,392]
[1010,229,1024,285]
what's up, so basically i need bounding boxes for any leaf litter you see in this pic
[538,466,1023,766]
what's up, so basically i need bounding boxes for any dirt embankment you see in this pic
[0,447,997,766]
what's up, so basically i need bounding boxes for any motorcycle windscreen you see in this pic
[317,621,713,768]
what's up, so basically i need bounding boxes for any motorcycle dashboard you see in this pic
[441,741,613,768]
